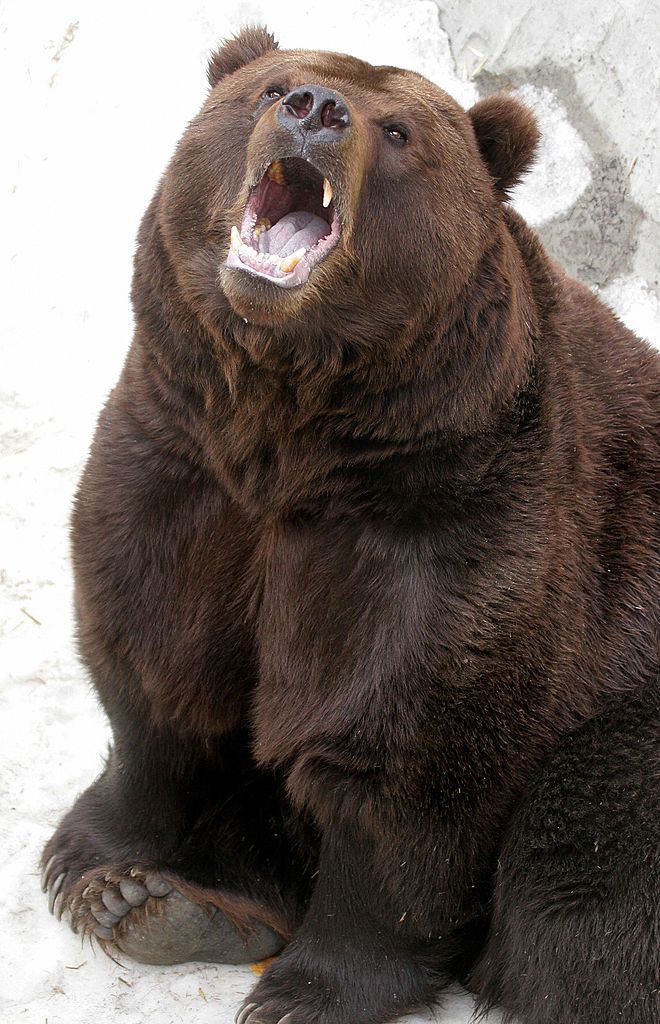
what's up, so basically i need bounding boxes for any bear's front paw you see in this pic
[236,969,342,1024]
[235,939,435,1024]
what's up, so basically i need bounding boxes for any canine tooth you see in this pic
[230,226,242,250]
[323,178,333,208]
[267,161,286,184]
[280,248,306,273]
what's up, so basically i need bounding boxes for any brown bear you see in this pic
[41,25,659,1024]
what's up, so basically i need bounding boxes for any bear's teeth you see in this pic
[323,178,333,208]
[267,161,286,185]
[253,218,271,238]
[280,248,306,273]
[230,226,242,250]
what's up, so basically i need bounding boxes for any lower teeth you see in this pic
[230,224,307,275]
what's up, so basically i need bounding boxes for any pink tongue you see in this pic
[257,212,329,256]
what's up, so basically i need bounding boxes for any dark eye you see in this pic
[383,124,409,145]
[261,85,285,101]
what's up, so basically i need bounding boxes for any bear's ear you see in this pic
[468,94,540,199]
[207,25,279,88]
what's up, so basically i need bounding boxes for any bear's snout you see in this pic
[278,84,352,142]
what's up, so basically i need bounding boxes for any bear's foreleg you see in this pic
[239,518,512,1024]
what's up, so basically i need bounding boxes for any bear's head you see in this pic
[156,26,539,347]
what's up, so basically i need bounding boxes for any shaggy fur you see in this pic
[42,26,659,1024]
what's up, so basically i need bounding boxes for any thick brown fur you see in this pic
[42,26,659,1024]
[207,25,279,87]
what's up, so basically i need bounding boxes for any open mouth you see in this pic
[226,157,341,289]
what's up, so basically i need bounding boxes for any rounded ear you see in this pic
[207,25,279,88]
[468,94,540,199]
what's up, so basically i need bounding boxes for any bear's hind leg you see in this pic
[41,397,316,963]
[470,684,660,1024]
[45,865,287,966]
[42,725,311,965]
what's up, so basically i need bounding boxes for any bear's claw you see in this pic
[237,1004,295,1024]
[236,1003,259,1024]
[47,872,65,914]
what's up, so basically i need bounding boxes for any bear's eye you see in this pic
[261,85,285,101]
[383,124,409,145]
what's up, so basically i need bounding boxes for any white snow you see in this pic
[1,2,657,1023]
[509,85,592,226]
[600,276,660,350]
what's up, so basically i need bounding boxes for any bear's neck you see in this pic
[131,213,547,516]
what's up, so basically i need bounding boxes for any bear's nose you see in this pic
[278,85,351,140]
